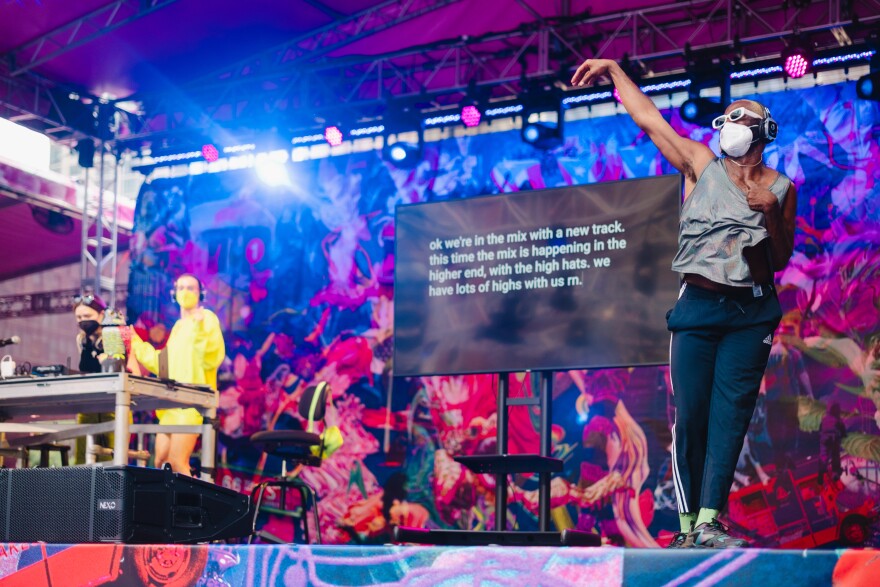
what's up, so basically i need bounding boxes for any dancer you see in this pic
[572,59,797,548]
[130,274,225,475]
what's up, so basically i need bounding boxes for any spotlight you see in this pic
[856,52,880,102]
[519,84,564,149]
[679,97,723,127]
[522,125,540,143]
[857,70,880,101]
[382,141,422,169]
[324,126,344,147]
[255,158,291,187]
[460,105,482,128]
[201,144,219,162]
[782,44,812,78]
[521,121,562,150]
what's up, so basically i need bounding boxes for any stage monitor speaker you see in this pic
[0,466,254,544]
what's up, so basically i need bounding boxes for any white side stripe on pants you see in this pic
[669,332,689,513]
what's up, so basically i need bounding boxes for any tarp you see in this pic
[0,156,132,281]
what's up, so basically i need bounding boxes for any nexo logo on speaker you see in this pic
[97,500,120,510]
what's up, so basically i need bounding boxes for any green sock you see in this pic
[696,508,720,527]
[679,512,697,533]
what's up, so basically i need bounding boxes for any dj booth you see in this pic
[0,373,218,479]
[0,374,260,545]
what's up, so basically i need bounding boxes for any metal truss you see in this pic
[80,146,122,309]
[0,58,137,144]
[188,0,466,87]
[6,0,180,76]
[0,286,128,319]
[0,63,80,141]
[122,0,880,144]
[4,0,880,146]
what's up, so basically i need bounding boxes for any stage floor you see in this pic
[0,543,874,586]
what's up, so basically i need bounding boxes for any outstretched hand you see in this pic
[571,58,615,87]
[745,180,778,213]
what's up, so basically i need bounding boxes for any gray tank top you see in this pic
[671,158,791,287]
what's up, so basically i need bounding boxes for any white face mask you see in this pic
[719,122,757,158]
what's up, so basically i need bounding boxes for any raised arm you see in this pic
[571,59,715,196]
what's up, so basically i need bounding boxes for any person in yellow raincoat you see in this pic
[130,274,225,475]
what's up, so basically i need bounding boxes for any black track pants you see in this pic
[666,282,782,512]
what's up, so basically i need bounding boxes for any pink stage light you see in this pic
[201,144,219,162]
[613,88,622,103]
[460,105,482,128]
[324,126,344,147]
[784,53,809,78]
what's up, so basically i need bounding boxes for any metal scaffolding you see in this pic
[79,142,122,308]
[2,0,879,145]
[122,0,880,141]
[6,0,180,76]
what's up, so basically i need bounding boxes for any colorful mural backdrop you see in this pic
[127,80,880,548]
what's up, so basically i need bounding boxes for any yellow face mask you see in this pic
[176,290,199,310]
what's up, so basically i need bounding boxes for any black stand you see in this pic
[393,371,600,547]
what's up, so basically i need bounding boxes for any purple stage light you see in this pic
[784,53,809,78]
[324,126,344,147]
[201,144,219,162]
[461,105,482,128]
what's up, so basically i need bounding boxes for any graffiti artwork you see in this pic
[122,80,880,548]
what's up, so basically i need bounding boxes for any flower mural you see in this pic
[127,80,880,547]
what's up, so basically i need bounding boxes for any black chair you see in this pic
[32,443,70,467]
[249,381,332,544]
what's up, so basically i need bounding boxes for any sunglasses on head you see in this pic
[711,107,765,130]
[73,294,95,306]
[73,294,105,311]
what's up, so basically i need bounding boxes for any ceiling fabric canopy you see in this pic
[0,156,133,281]
[0,0,877,146]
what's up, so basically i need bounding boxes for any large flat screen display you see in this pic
[394,174,683,376]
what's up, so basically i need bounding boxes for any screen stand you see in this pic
[393,371,600,547]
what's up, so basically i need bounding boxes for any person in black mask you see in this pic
[74,293,107,373]
[73,293,115,462]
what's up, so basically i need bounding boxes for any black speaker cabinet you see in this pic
[0,466,254,544]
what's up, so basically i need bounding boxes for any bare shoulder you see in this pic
[682,146,717,199]
[690,145,716,181]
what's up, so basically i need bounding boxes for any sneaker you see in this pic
[665,532,690,548]
[688,519,748,548]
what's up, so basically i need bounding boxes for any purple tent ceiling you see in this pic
[0,0,877,145]
[5,0,872,99]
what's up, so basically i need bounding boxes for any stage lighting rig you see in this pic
[201,144,220,162]
[521,119,563,150]
[857,70,880,101]
[460,104,482,128]
[679,97,724,127]
[856,51,880,102]
[324,126,344,147]
[382,141,423,168]
[782,40,813,79]
[380,98,424,168]
[520,84,564,150]
[679,48,731,128]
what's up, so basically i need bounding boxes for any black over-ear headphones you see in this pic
[756,103,778,143]
[170,273,206,303]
